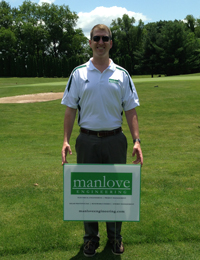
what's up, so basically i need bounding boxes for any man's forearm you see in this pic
[125,108,143,166]
[125,108,140,140]
[63,106,77,143]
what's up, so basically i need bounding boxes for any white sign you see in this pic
[63,164,141,222]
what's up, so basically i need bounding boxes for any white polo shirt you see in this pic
[61,58,140,131]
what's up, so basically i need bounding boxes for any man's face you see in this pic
[89,29,112,58]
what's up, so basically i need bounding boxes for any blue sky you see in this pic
[9,0,200,38]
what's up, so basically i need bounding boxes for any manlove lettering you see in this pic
[73,176,130,188]
[71,172,132,195]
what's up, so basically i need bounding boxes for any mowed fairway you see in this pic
[0,75,200,259]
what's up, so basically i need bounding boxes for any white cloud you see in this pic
[76,6,148,39]
[38,0,55,5]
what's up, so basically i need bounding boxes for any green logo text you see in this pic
[71,172,132,195]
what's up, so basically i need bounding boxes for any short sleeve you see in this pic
[61,72,79,108]
[122,73,140,111]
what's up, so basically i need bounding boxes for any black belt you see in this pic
[80,127,122,137]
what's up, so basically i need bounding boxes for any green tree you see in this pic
[14,1,49,57]
[0,27,16,56]
[159,20,199,75]
[140,22,164,77]
[185,14,195,33]
[141,20,200,76]
[195,18,200,38]
[0,0,17,76]
[0,0,13,28]
[110,14,144,74]
[39,2,87,58]
[0,0,88,77]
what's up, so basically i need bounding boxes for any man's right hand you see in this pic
[62,142,72,165]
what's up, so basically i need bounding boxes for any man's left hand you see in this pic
[132,142,143,166]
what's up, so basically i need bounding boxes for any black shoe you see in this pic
[111,240,124,255]
[83,240,99,257]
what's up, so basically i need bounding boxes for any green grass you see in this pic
[0,75,200,259]
[0,77,68,98]
[0,77,68,86]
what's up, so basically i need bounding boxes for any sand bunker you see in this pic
[0,92,64,103]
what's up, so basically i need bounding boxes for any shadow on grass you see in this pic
[70,241,122,259]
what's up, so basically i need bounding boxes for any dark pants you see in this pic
[75,131,127,243]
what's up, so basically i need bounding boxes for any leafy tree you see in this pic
[140,22,164,77]
[0,0,88,77]
[0,27,16,56]
[110,14,144,74]
[195,18,200,38]
[0,0,16,72]
[39,2,87,58]
[185,15,195,33]
[159,20,199,75]
[13,1,49,58]
[0,0,13,28]
[141,20,200,76]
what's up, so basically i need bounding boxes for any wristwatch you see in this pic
[133,138,141,144]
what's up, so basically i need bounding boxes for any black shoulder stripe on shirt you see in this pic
[116,66,133,92]
[67,65,87,92]
[67,75,73,92]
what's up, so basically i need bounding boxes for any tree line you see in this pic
[0,0,200,77]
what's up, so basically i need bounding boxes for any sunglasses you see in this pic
[92,36,111,42]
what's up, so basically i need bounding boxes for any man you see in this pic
[61,24,143,257]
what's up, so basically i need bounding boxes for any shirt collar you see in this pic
[87,58,115,72]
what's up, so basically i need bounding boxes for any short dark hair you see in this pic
[90,24,112,40]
